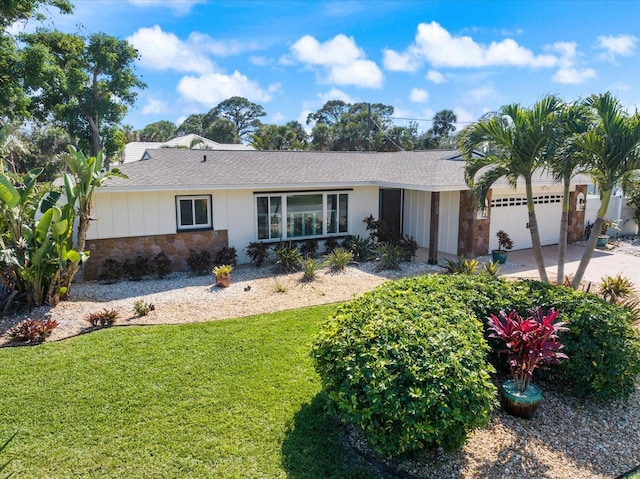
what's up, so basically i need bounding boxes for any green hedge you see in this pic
[312,275,640,456]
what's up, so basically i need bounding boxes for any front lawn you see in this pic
[0,305,384,478]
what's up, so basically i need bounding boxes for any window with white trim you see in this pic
[176,195,212,231]
[256,192,349,240]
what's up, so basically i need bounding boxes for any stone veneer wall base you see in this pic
[84,230,228,280]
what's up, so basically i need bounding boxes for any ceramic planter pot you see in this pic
[500,379,542,419]
[492,250,508,264]
[596,235,609,248]
[215,275,231,288]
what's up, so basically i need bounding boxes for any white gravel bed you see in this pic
[351,380,640,478]
[0,260,445,345]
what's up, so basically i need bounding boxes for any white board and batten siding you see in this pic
[585,193,639,235]
[488,188,564,251]
[88,190,230,240]
[403,190,460,255]
[89,186,378,263]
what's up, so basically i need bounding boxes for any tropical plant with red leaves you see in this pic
[487,307,569,392]
[8,318,58,344]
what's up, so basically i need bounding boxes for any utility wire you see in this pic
[390,116,475,125]
[370,116,405,152]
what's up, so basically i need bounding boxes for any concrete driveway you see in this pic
[502,243,640,287]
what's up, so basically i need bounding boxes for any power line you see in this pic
[370,115,404,152]
[389,116,476,125]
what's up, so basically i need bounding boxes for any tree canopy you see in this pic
[0,0,73,28]
[0,0,73,122]
[176,113,206,137]
[140,120,177,142]
[204,96,265,141]
[21,31,146,160]
[306,101,416,151]
[250,121,308,150]
[420,110,458,149]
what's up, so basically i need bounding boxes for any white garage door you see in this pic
[489,194,563,250]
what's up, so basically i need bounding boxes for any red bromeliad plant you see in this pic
[487,307,569,392]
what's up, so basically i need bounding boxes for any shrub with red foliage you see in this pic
[487,307,568,392]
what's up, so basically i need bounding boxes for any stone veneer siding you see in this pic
[83,230,228,280]
[457,190,491,257]
[568,185,587,243]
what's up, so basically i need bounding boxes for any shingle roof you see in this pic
[103,149,566,193]
[122,135,254,163]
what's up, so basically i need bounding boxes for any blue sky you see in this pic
[39,0,640,134]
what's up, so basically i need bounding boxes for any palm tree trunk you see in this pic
[556,180,571,284]
[571,190,612,289]
[526,180,549,282]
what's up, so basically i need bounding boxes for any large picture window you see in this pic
[176,195,212,231]
[256,192,349,240]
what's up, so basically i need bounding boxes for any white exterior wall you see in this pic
[90,186,379,264]
[89,189,229,239]
[403,190,459,255]
[586,193,638,235]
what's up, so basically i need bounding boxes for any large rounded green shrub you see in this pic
[312,280,497,457]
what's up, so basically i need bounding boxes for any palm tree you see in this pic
[547,102,590,284]
[460,95,564,283]
[571,93,640,289]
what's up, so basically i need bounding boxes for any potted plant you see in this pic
[212,264,233,288]
[596,219,619,248]
[486,307,568,419]
[491,230,513,264]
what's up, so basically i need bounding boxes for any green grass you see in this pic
[0,305,385,478]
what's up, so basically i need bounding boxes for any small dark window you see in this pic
[176,195,212,231]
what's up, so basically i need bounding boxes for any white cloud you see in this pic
[552,67,596,84]
[382,48,421,72]
[545,41,578,68]
[177,71,274,107]
[290,34,383,88]
[128,25,261,74]
[268,82,282,95]
[383,21,558,69]
[297,109,313,133]
[141,97,169,115]
[271,112,285,123]
[426,70,446,84]
[188,32,259,57]
[249,56,269,66]
[129,0,205,16]
[466,86,497,103]
[316,88,356,104]
[328,60,383,88]
[453,107,476,125]
[128,25,214,74]
[596,34,637,61]
[421,107,436,120]
[410,88,429,103]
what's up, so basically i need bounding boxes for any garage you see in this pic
[489,193,563,250]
